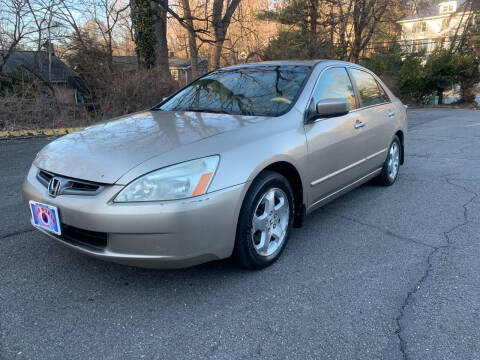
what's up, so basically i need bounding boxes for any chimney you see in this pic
[43,40,55,56]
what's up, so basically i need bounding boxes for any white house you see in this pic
[398,0,472,54]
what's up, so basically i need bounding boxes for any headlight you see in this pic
[114,156,219,202]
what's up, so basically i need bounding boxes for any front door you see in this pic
[304,67,369,208]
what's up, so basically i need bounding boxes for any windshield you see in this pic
[157,65,311,117]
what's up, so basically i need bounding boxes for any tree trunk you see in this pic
[187,31,199,79]
[350,4,364,64]
[437,88,444,104]
[460,78,476,104]
[349,35,362,63]
[152,0,172,80]
[106,33,113,72]
[210,27,225,70]
[208,0,241,71]
[308,0,318,58]
[131,0,157,69]
[180,0,199,79]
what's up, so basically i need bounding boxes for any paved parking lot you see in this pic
[1,108,480,359]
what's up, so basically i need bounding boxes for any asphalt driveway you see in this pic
[1,108,480,359]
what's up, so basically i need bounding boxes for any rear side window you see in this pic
[377,82,390,103]
[312,67,357,110]
[350,69,388,107]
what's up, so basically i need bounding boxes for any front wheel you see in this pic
[375,135,401,186]
[234,171,294,270]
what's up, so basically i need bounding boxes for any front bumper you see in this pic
[22,165,246,268]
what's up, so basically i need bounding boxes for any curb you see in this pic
[0,127,83,140]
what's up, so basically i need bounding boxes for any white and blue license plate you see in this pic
[29,200,61,235]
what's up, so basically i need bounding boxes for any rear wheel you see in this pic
[375,135,401,186]
[234,171,294,269]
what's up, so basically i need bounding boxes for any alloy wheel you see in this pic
[251,188,290,257]
[387,141,400,181]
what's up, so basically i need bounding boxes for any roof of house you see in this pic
[169,56,207,69]
[401,0,467,21]
[112,55,208,69]
[0,50,78,83]
[112,55,137,66]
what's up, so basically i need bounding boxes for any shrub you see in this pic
[423,49,458,104]
[97,67,177,118]
[453,54,480,104]
[0,67,177,131]
[396,53,428,103]
[0,84,91,131]
[262,30,335,60]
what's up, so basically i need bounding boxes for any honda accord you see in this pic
[22,60,407,269]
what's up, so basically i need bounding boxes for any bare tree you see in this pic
[55,0,90,52]
[326,0,354,60]
[220,0,279,65]
[159,0,246,71]
[209,0,241,69]
[448,0,479,54]
[0,0,49,72]
[157,0,212,78]
[26,0,54,51]
[179,0,199,77]
[324,0,398,62]
[86,0,129,71]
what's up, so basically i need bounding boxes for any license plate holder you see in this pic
[29,200,61,236]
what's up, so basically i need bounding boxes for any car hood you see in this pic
[34,110,264,184]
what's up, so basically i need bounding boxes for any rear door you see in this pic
[304,67,369,208]
[348,68,397,171]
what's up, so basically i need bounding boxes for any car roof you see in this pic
[223,60,324,69]
[222,59,363,70]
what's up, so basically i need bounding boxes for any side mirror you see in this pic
[306,98,350,123]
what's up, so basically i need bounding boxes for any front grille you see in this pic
[37,170,104,196]
[37,170,53,184]
[69,182,100,191]
[59,223,108,250]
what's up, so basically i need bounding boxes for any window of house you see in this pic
[311,67,357,110]
[435,38,444,49]
[442,18,450,29]
[412,22,427,33]
[441,4,454,13]
[171,69,179,81]
[423,39,430,52]
[411,40,418,52]
[410,39,428,52]
[440,2,455,13]
[350,69,387,107]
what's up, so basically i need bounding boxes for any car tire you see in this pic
[234,170,294,270]
[375,135,402,186]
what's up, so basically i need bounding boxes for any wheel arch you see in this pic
[249,161,306,228]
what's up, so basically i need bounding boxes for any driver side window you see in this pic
[312,67,357,110]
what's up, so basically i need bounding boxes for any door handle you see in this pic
[354,120,365,129]
[387,110,395,117]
